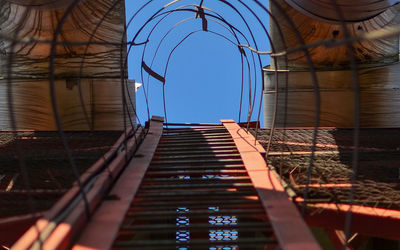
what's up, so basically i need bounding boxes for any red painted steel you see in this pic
[222,119,321,250]
[12,125,145,249]
[73,117,164,250]
[326,230,352,250]
[295,199,400,241]
[0,213,43,247]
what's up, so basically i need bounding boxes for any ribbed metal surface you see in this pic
[112,125,278,249]
[253,128,400,210]
[285,0,398,22]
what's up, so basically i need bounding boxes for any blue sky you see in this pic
[125,0,270,126]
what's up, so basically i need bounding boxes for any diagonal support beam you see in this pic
[222,119,321,250]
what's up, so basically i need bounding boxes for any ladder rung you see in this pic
[145,169,248,176]
[150,159,243,165]
[140,183,253,189]
[161,133,231,139]
[148,164,244,170]
[156,141,235,147]
[137,190,257,198]
[155,146,238,152]
[158,138,233,144]
[154,150,239,155]
[142,176,250,182]
[121,222,271,231]
[163,127,224,132]
[152,154,241,160]
[114,238,277,248]
[127,208,265,217]
[130,198,261,207]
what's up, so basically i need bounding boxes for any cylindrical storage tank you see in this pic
[264,63,400,128]
[285,0,399,22]
[0,0,135,130]
[264,0,400,128]
[270,0,400,70]
[5,0,76,10]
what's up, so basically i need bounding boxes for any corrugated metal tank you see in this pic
[0,0,135,130]
[264,0,400,128]
[285,0,399,22]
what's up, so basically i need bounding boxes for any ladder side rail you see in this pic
[12,124,146,249]
[221,119,321,250]
[72,116,164,250]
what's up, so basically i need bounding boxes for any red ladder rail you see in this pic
[73,117,164,249]
[12,120,149,249]
[222,120,320,250]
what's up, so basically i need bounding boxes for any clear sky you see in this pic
[125,0,270,126]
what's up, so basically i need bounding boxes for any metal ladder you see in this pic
[112,124,278,249]
[25,118,318,250]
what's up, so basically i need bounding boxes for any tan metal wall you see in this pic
[265,0,400,128]
[0,0,134,130]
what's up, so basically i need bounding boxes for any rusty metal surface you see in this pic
[251,127,400,243]
[0,130,121,218]
[73,117,164,250]
[252,128,400,210]
[10,126,143,249]
[0,130,123,247]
